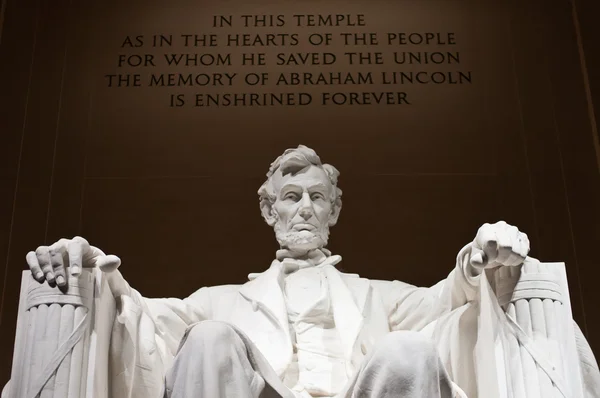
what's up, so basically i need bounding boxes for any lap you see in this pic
[177,321,296,398]
[177,324,458,398]
[341,331,455,398]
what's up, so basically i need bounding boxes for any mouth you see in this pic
[292,224,316,232]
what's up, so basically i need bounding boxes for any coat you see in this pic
[106,246,600,398]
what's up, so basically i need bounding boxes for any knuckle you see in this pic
[73,236,89,245]
[35,246,47,255]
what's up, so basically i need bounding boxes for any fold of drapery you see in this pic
[432,246,599,398]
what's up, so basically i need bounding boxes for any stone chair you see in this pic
[1,261,593,397]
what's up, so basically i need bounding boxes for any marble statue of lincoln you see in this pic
[24,145,598,398]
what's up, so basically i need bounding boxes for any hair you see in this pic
[257,145,342,223]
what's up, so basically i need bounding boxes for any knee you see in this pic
[183,320,238,349]
[371,331,439,373]
[381,330,436,353]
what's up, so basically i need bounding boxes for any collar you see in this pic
[276,248,333,274]
[247,249,342,281]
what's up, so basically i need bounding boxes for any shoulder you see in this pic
[369,278,415,289]
[187,284,241,302]
[335,268,413,290]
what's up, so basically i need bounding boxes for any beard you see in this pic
[274,222,330,251]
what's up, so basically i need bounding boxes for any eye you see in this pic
[310,193,325,201]
[284,192,300,201]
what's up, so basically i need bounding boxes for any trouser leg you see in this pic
[165,320,285,398]
[343,331,454,398]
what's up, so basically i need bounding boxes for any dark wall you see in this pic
[1,0,599,385]
[573,0,600,168]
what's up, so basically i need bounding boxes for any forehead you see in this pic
[272,165,332,193]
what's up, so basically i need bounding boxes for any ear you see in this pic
[260,200,278,226]
[328,203,341,227]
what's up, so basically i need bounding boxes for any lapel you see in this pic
[321,256,370,359]
[241,256,371,361]
[239,261,290,341]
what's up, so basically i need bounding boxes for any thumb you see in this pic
[470,243,487,268]
[95,256,131,298]
[96,255,121,273]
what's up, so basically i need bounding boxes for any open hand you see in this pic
[27,236,121,288]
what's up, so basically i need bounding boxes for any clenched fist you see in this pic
[27,237,121,288]
[470,221,530,268]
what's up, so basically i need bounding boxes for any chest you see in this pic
[284,267,330,318]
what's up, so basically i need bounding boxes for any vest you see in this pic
[282,265,352,396]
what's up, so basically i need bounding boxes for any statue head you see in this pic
[258,145,343,254]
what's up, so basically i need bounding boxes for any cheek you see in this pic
[273,202,293,221]
[315,203,332,221]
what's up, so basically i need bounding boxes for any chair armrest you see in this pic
[6,268,115,398]
[493,261,585,398]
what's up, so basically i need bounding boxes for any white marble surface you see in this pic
[6,145,600,397]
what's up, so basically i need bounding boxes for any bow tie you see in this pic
[277,249,343,274]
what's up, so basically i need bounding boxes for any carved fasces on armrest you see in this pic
[493,261,584,398]
[7,269,115,398]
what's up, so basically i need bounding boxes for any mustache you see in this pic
[287,216,318,227]
[289,222,318,231]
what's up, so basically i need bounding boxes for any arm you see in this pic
[106,268,211,357]
[25,237,212,397]
[378,221,529,331]
[372,245,476,332]
[107,278,211,397]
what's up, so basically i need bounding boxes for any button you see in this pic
[361,342,367,355]
[305,362,315,371]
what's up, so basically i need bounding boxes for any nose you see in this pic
[298,193,313,221]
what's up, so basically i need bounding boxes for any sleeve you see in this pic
[106,271,211,398]
[376,243,482,332]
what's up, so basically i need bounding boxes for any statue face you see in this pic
[271,165,334,252]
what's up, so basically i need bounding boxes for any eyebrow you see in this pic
[280,182,329,192]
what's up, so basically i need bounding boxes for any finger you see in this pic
[502,238,520,267]
[501,235,522,266]
[476,224,499,264]
[35,246,55,285]
[470,246,487,268]
[67,237,90,276]
[506,227,524,266]
[483,239,499,264]
[518,233,530,258]
[505,252,525,267]
[26,251,44,282]
[514,234,528,265]
[88,245,107,263]
[97,255,121,273]
[49,242,67,287]
[495,229,512,264]
[474,223,491,249]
